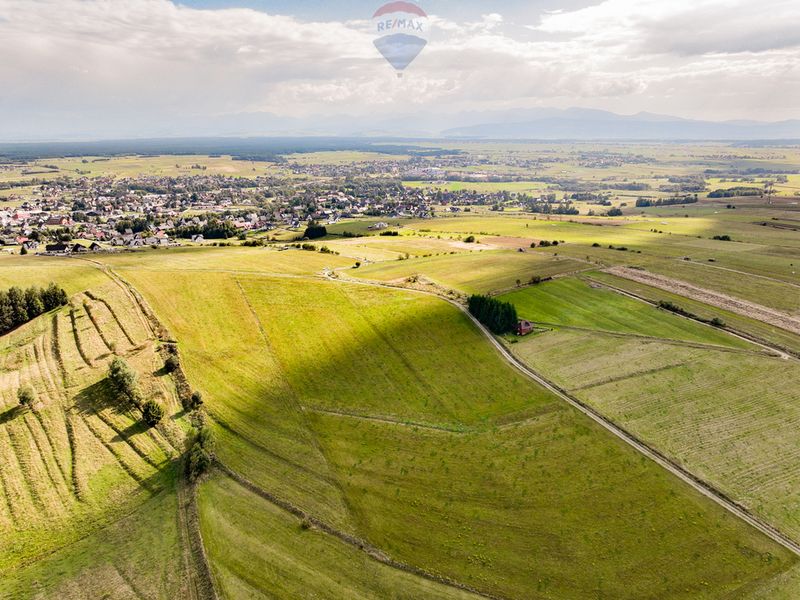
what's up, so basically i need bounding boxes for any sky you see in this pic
[0,0,798,140]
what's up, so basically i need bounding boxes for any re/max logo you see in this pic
[376,18,424,33]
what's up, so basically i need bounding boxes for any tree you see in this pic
[164,355,179,374]
[7,287,27,328]
[20,245,28,255]
[24,287,45,320]
[141,399,165,427]
[303,222,327,240]
[41,283,68,311]
[186,443,211,480]
[17,386,35,409]
[0,291,12,334]
[108,357,139,403]
[189,391,203,410]
[186,425,214,480]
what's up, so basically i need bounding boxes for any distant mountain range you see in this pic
[437,108,800,140]
[2,107,799,143]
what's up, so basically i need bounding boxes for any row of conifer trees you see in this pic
[0,283,68,335]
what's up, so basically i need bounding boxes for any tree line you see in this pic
[0,283,68,336]
[467,295,518,334]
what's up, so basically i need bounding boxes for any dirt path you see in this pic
[303,406,469,434]
[584,275,797,361]
[607,266,800,336]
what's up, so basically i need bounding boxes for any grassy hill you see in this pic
[100,249,797,599]
[0,259,195,597]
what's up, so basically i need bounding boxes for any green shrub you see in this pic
[141,399,165,427]
[17,386,35,409]
[108,357,139,404]
[164,355,179,373]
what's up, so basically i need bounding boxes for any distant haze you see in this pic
[0,0,798,141]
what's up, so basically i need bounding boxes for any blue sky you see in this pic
[177,1,591,21]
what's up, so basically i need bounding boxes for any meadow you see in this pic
[3,143,800,598]
[354,250,587,294]
[100,250,798,599]
[0,269,191,596]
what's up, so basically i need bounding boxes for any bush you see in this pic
[187,391,204,410]
[607,207,623,217]
[164,355,179,373]
[712,235,732,241]
[17,386,35,408]
[538,240,552,247]
[141,399,165,427]
[108,357,139,404]
[464,235,476,243]
[710,317,726,328]
[303,223,327,239]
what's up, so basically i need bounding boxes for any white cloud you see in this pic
[0,0,797,139]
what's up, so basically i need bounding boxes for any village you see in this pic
[0,160,557,255]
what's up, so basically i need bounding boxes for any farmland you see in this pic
[3,140,800,598]
[88,252,797,598]
[0,263,192,596]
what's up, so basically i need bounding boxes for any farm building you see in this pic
[516,320,535,336]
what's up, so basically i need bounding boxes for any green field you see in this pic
[103,250,797,599]
[513,328,800,544]
[5,143,800,598]
[355,250,587,294]
[500,276,750,348]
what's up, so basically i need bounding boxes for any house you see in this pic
[89,242,103,252]
[191,234,204,243]
[71,243,88,253]
[45,243,70,254]
[516,320,535,336]
[22,240,39,251]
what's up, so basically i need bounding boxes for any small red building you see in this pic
[516,320,535,336]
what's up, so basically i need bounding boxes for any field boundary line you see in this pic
[326,271,800,558]
[584,274,799,361]
[214,461,500,600]
[178,471,220,600]
[605,266,800,337]
[303,405,470,434]
[526,320,768,355]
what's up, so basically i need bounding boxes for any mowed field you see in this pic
[0,260,191,597]
[102,248,798,599]
[354,250,587,294]
[500,276,800,576]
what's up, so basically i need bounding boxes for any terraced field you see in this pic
[0,272,192,596]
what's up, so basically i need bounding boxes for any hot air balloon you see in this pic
[372,1,428,77]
